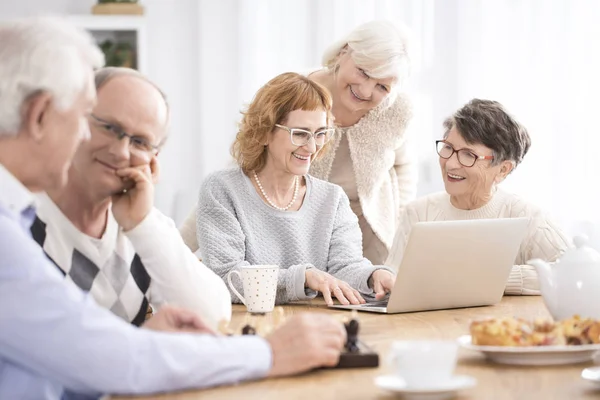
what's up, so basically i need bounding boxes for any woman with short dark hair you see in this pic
[386,99,569,295]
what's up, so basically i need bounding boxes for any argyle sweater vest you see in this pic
[30,211,152,327]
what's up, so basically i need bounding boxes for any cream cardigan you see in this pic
[386,189,571,295]
[309,92,416,251]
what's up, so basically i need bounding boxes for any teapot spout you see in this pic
[527,258,557,315]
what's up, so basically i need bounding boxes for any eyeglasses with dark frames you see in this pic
[89,114,160,156]
[435,140,494,167]
[275,124,335,147]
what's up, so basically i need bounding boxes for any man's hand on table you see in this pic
[142,305,216,334]
[266,313,346,377]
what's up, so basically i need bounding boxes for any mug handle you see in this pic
[226,270,246,306]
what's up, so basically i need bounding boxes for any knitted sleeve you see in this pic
[505,265,540,295]
[125,208,231,329]
[523,214,571,262]
[505,201,570,295]
[196,173,315,304]
[326,190,394,296]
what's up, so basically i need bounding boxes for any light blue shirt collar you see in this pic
[0,163,36,215]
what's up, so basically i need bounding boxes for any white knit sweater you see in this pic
[386,189,571,295]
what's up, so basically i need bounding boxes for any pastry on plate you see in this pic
[468,316,600,347]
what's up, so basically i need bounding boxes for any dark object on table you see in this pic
[237,317,378,368]
[332,318,379,369]
[241,324,256,335]
[345,319,360,353]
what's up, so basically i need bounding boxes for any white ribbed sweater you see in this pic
[386,189,571,295]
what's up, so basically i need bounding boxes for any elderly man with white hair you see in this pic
[0,16,347,400]
[30,65,231,329]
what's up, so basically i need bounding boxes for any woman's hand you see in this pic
[369,269,396,300]
[305,269,365,306]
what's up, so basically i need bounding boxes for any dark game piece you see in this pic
[331,318,379,369]
[345,319,360,353]
[241,324,256,335]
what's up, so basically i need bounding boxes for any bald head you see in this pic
[68,68,170,198]
[95,67,169,138]
[95,73,169,142]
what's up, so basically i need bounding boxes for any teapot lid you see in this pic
[557,235,600,265]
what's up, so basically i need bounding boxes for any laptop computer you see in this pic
[330,218,529,314]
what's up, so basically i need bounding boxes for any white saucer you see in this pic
[582,367,600,385]
[375,375,477,400]
[458,335,600,366]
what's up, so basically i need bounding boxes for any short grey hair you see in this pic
[0,16,104,136]
[322,20,413,87]
[443,99,532,167]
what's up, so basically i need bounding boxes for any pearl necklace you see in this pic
[253,171,299,211]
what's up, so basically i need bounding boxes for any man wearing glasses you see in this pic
[30,66,232,329]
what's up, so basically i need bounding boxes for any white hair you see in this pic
[0,16,105,136]
[322,20,413,87]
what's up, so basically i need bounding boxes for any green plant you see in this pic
[99,40,135,68]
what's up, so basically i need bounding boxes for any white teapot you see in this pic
[528,236,600,321]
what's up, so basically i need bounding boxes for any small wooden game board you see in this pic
[218,308,379,369]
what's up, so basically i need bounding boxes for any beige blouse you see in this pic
[328,133,388,265]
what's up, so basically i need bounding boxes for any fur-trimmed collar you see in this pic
[310,92,412,191]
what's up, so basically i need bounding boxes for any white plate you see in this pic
[582,367,600,385]
[375,374,476,400]
[458,335,600,366]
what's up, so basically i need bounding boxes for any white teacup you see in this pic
[388,340,458,388]
[226,265,279,313]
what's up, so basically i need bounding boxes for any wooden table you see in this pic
[113,297,600,400]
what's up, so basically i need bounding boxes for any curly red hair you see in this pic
[231,72,334,173]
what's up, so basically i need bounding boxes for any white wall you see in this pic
[141,0,200,223]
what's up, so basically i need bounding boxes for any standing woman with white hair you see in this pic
[307,20,415,265]
[180,20,415,267]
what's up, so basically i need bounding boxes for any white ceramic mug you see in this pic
[388,340,458,388]
[226,265,279,313]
